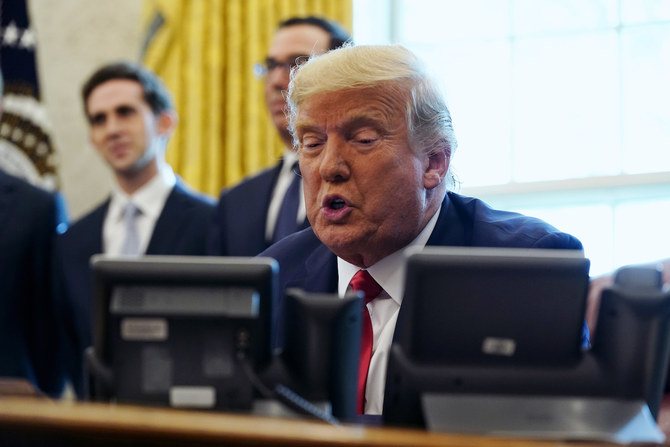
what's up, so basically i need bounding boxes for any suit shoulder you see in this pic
[1,173,67,229]
[1,171,55,204]
[62,202,107,238]
[447,193,583,250]
[170,184,215,211]
[260,227,322,262]
[218,163,281,199]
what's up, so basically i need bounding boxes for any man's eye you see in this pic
[89,114,105,126]
[265,58,280,71]
[353,130,380,145]
[300,136,323,150]
[303,141,322,149]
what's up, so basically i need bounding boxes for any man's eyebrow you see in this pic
[294,122,323,136]
[87,111,105,122]
[340,115,384,131]
[295,115,386,136]
[115,104,137,112]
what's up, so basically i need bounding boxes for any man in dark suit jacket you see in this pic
[56,62,214,397]
[259,45,585,415]
[208,16,351,256]
[0,169,68,396]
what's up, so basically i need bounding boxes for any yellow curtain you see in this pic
[141,0,352,197]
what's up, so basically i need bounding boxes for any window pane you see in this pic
[396,0,510,43]
[614,199,670,267]
[353,0,392,44]
[621,0,670,24]
[409,40,512,187]
[621,23,670,174]
[513,0,618,35]
[353,0,670,275]
[512,31,620,182]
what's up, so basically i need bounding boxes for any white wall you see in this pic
[30,0,144,220]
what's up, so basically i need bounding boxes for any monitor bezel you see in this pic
[90,255,278,405]
[396,246,590,367]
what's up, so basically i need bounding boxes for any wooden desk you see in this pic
[0,397,657,447]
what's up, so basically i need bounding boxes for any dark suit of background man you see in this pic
[208,16,352,256]
[0,72,69,396]
[0,169,68,396]
[56,62,214,397]
[260,44,586,415]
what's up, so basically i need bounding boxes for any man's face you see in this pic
[86,79,167,178]
[264,24,330,146]
[295,84,447,268]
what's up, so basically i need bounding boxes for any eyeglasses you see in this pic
[253,54,310,78]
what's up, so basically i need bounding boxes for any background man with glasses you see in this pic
[208,16,352,256]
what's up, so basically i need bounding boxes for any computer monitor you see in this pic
[89,255,278,411]
[275,288,361,420]
[397,246,590,367]
[384,246,591,426]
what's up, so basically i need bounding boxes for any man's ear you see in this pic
[157,110,178,136]
[423,149,449,190]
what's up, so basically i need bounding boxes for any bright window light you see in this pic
[353,0,670,277]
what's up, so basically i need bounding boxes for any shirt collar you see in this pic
[337,204,442,305]
[109,166,176,221]
[282,150,299,173]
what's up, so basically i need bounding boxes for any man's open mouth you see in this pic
[330,198,346,210]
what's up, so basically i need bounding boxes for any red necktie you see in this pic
[349,269,383,414]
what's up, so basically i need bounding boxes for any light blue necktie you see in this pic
[120,202,141,256]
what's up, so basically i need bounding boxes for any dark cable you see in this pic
[237,352,340,426]
[237,351,274,400]
[273,384,340,426]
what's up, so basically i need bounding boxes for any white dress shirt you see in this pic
[265,150,306,242]
[337,208,440,415]
[103,167,176,256]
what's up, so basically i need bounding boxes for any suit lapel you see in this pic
[91,202,107,254]
[80,200,107,256]
[226,162,283,255]
[298,217,310,232]
[257,162,283,248]
[300,244,339,293]
[281,231,338,294]
[146,185,183,254]
[290,161,310,233]
[60,199,107,271]
[426,193,469,247]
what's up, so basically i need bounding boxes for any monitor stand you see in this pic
[422,393,665,444]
